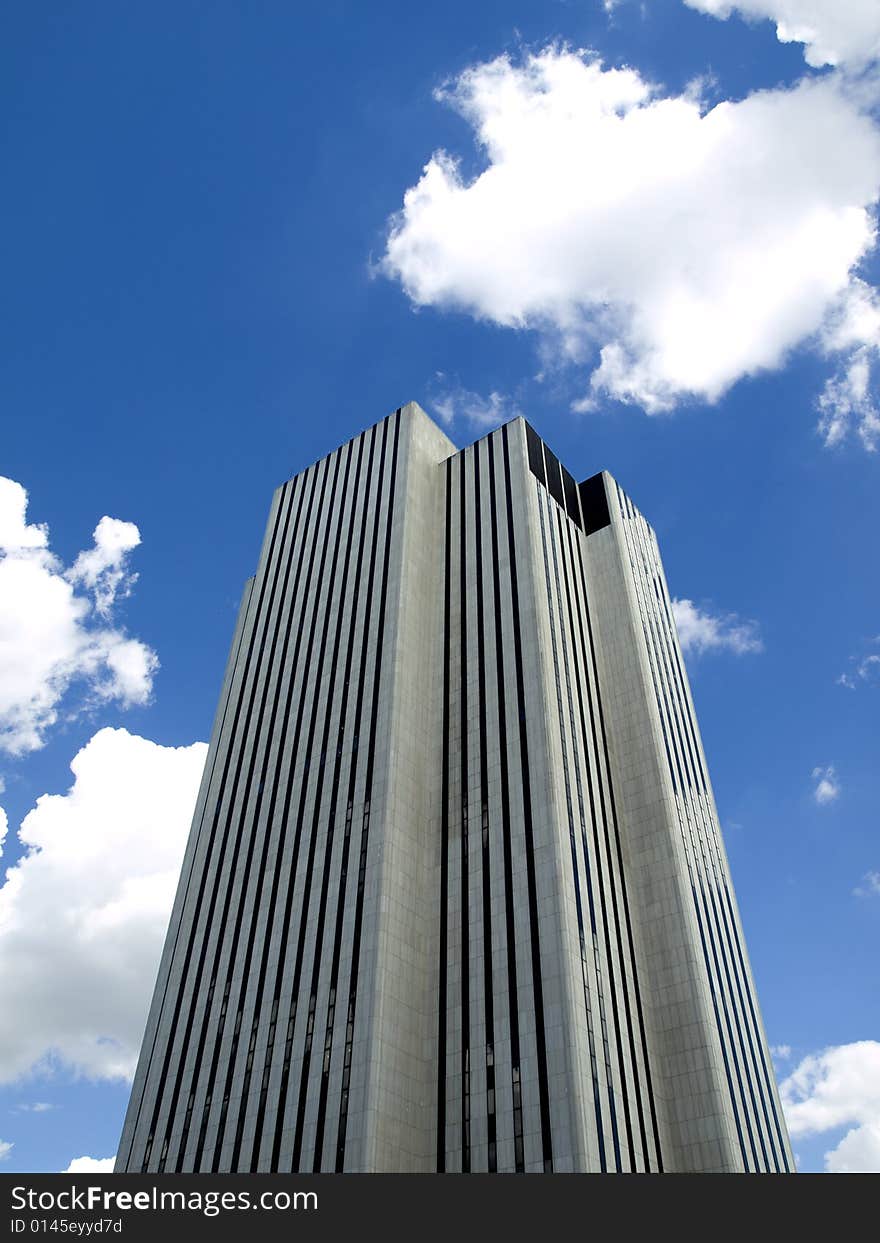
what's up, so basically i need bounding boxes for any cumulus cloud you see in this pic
[0,1139,12,1161]
[671,597,763,655]
[853,870,880,898]
[382,48,880,431]
[825,1120,880,1172]
[781,1041,880,1172]
[0,482,48,550]
[812,764,840,804]
[0,805,7,858]
[771,1043,792,1059]
[683,1,880,70]
[430,377,520,429]
[63,1155,116,1173]
[0,727,207,1083]
[0,478,158,757]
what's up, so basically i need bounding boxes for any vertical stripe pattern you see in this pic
[117,407,792,1175]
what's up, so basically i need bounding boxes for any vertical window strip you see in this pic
[288,427,372,1171]
[308,427,383,1172]
[139,473,301,1171]
[182,467,320,1173]
[239,429,376,1171]
[458,451,471,1173]
[628,548,752,1173]
[258,425,360,1171]
[151,473,301,1171]
[618,504,750,1163]
[552,499,654,1170]
[571,520,664,1172]
[486,434,524,1174]
[626,509,772,1171]
[473,445,496,1173]
[437,458,452,1171]
[233,430,367,1171]
[556,508,652,1170]
[535,486,610,1170]
[321,418,391,1172]
[651,611,785,1163]
[620,488,782,1170]
[263,420,389,1174]
[307,425,385,1170]
[501,423,553,1172]
[173,469,314,1171]
[650,563,786,1170]
[615,494,754,1171]
[194,449,346,1174]
[628,519,765,1168]
[691,882,749,1166]
[211,439,357,1172]
[717,879,792,1170]
[333,409,402,1171]
[547,495,628,1169]
[118,569,256,1171]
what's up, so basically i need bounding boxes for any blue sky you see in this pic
[1,0,878,1174]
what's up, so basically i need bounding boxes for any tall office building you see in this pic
[116,403,793,1174]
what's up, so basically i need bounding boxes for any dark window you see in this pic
[543,447,565,511]
[525,421,545,485]
[562,467,581,528]
[579,473,611,535]
[501,423,554,1173]
[436,459,453,1171]
[486,434,525,1174]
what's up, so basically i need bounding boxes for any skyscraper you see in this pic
[116,403,793,1174]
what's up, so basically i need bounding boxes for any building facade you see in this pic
[116,403,793,1174]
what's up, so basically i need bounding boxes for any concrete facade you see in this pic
[116,403,793,1173]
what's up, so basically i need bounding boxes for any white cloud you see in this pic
[100,638,159,706]
[0,805,7,858]
[430,378,520,429]
[683,1,880,70]
[382,48,880,428]
[0,481,48,550]
[837,637,880,688]
[67,516,141,618]
[853,870,880,898]
[671,597,763,655]
[0,478,158,757]
[771,1043,792,1059]
[818,361,880,451]
[63,1155,115,1173]
[812,764,841,804]
[825,1120,880,1172]
[14,1102,54,1113]
[0,1139,12,1161]
[0,727,207,1083]
[816,281,880,447]
[781,1041,880,1172]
